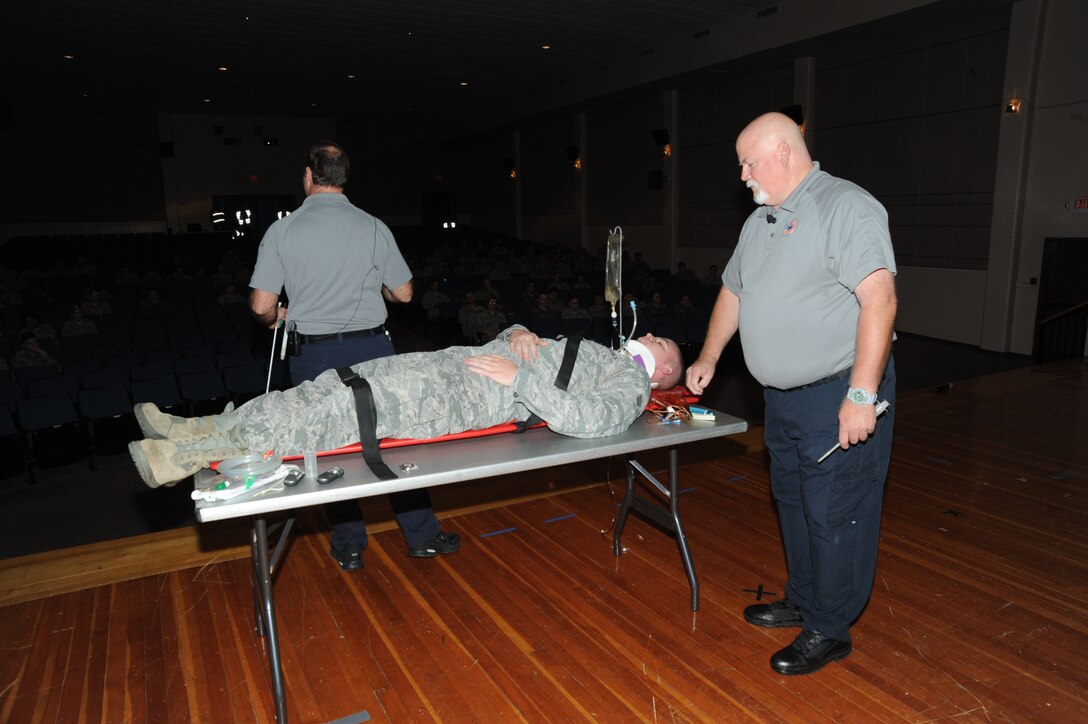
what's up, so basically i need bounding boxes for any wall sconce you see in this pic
[565,145,582,170]
[1004,97,1022,114]
[503,157,517,180]
[652,128,671,157]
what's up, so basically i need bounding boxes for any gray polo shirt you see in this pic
[250,193,412,334]
[722,163,896,390]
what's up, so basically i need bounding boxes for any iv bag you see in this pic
[605,226,623,304]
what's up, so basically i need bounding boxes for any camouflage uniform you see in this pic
[237,326,649,455]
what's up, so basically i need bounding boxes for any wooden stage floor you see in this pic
[1,359,1085,722]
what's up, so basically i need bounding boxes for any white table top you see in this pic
[195,409,747,522]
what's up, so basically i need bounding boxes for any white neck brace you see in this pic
[623,338,656,379]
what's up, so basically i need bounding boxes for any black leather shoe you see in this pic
[330,545,364,572]
[744,598,803,628]
[407,530,461,558]
[770,630,851,675]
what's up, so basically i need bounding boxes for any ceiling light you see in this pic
[459,81,469,86]
[542,44,551,50]
[203,98,211,103]
[63,54,75,59]
[347,74,355,79]
[218,66,228,72]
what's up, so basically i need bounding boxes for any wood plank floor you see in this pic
[1,359,1085,722]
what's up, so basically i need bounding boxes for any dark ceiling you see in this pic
[2,0,1012,135]
[2,0,770,121]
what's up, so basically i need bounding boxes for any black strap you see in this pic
[513,335,582,433]
[554,334,581,391]
[335,367,397,480]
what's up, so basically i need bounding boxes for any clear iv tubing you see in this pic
[606,226,624,348]
[623,300,638,349]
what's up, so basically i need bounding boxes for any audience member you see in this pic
[545,290,565,315]
[529,292,558,323]
[645,291,670,315]
[548,271,570,291]
[588,293,611,318]
[475,278,501,302]
[561,297,590,320]
[211,264,233,286]
[675,294,699,314]
[140,289,169,310]
[421,280,450,322]
[458,292,485,342]
[674,262,697,281]
[217,283,246,306]
[477,297,507,341]
[702,264,720,286]
[82,287,113,316]
[20,313,58,344]
[519,281,538,305]
[61,304,98,337]
[115,267,139,285]
[12,333,61,371]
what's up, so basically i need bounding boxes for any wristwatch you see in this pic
[846,387,878,405]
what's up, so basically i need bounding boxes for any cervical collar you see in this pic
[623,338,656,379]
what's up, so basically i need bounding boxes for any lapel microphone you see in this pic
[766,213,777,225]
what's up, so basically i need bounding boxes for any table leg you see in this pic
[612,455,637,556]
[667,446,700,611]
[613,446,700,611]
[253,516,289,722]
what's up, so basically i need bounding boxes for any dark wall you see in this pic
[0,103,164,223]
[812,11,1009,271]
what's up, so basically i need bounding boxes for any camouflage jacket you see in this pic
[237,326,650,455]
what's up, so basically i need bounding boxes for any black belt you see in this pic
[300,325,385,344]
[784,366,851,392]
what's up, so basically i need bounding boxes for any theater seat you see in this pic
[80,384,138,464]
[17,395,87,483]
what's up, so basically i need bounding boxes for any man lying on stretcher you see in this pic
[129,325,684,488]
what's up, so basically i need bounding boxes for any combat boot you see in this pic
[129,426,249,488]
[135,401,238,440]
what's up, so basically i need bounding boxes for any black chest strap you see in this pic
[514,334,581,432]
[335,367,397,481]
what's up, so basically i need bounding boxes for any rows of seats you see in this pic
[0,313,274,483]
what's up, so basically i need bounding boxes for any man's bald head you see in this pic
[735,112,813,208]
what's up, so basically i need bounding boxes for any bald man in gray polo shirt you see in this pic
[688,112,897,675]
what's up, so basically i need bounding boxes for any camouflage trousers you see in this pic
[236,341,521,455]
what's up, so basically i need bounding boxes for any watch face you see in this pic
[848,388,873,404]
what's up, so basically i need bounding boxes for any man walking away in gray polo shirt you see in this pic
[250,141,460,572]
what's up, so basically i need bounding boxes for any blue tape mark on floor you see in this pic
[679,487,695,494]
[727,475,746,482]
[327,711,371,724]
[479,527,517,538]
[1050,471,1076,480]
[545,513,576,523]
[925,456,953,465]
